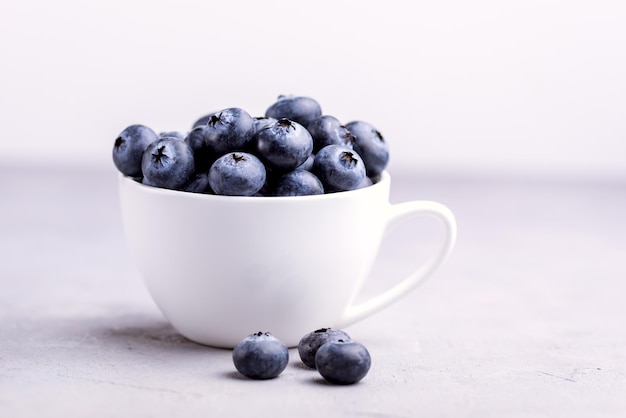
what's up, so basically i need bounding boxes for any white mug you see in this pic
[118,171,457,348]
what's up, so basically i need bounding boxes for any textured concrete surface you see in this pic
[1,165,625,417]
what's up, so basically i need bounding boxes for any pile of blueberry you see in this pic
[233,328,371,385]
[112,95,390,196]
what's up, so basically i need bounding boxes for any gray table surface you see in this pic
[1,164,625,418]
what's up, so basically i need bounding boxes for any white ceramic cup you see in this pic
[118,171,457,348]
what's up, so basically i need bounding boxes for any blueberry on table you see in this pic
[272,169,324,196]
[112,124,158,177]
[264,94,322,128]
[297,328,351,369]
[307,115,356,153]
[312,144,366,192]
[141,137,195,190]
[232,332,289,380]
[209,152,266,196]
[315,340,371,385]
[255,118,313,172]
[344,121,389,178]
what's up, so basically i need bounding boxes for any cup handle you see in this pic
[338,200,457,327]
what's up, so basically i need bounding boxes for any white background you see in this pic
[1,0,624,179]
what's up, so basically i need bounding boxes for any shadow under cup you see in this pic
[118,171,456,348]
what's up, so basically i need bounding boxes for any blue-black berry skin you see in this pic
[307,115,356,153]
[297,328,351,369]
[187,108,255,169]
[191,112,216,129]
[253,116,277,134]
[315,340,371,385]
[265,95,322,128]
[232,332,289,380]
[159,131,186,140]
[272,169,324,197]
[183,171,213,194]
[115,97,389,197]
[312,144,366,192]
[204,108,255,155]
[141,137,195,190]
[357,175,374,189]
[344,121,389,178]
[255,118,313,172]
[296,153,315,172]
[113,124,158,177]
[184,125,213,171]
[209,152,266,196]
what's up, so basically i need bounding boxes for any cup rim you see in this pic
[120,170,390,202]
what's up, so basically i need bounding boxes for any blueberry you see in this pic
[344,121,389,178]
[255,118,313,172]
[315,340,371,385]
[141,137,195,190]
[307,115,356,153]
[357,175,374,189]
[112,124,158,177]
[186,108,255,168]
[204,108,255,155]
[183,171,213,194]
[295,153,315,171]
[369,173,382,184]
[252,116,277,134]
[191,112,216,129]
[209,152,266,196]
[184,125,213,171]
[297,328,351,369]
[312,145,366,192]
[183,125,214,172]
[232,332,289,380]
[141,176,157,187]
[159,131,186,140]
[272,169,324,197]
[265,95,322,128]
